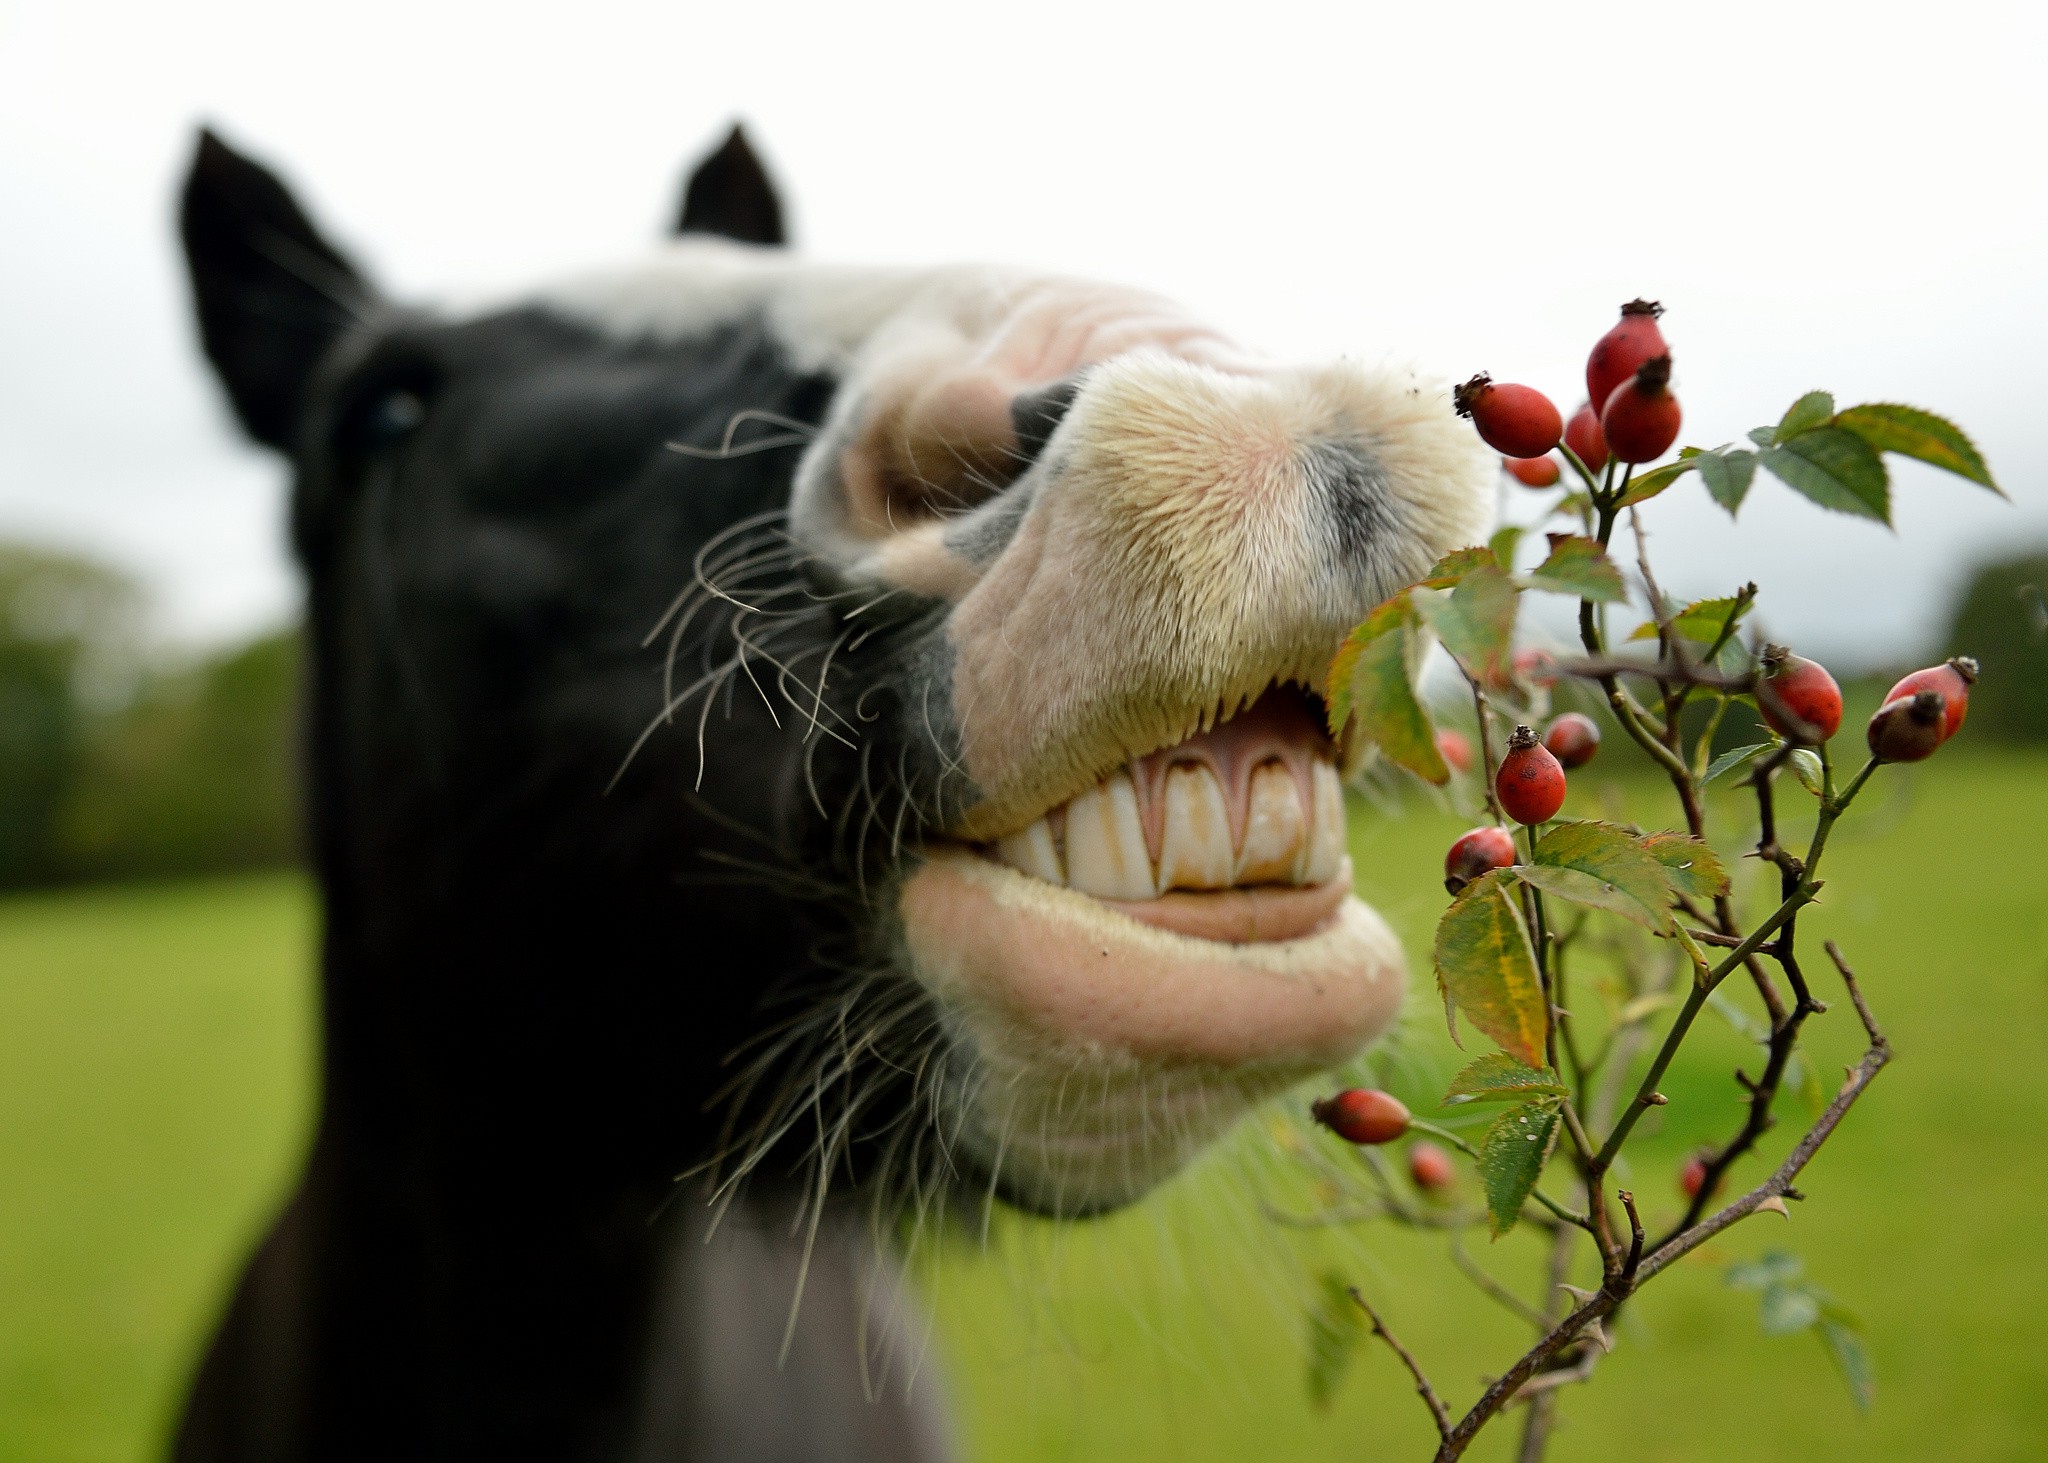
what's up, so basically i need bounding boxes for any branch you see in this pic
[1350,1290,1451,1444]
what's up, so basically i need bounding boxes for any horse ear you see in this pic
[673,124,786,246]
[180,127,374,451]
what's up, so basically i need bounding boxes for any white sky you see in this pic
[3,0,2044,666]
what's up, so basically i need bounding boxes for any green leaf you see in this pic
[1834,402,2001,496]
[1727,1250,1806,1291]
[1760,1283,1822,1335]
[1789,748,1825,797]
[1818,1315,1876,1411]
[1640,830,1731,900]
[1523,535,1628,602]
[1703,741,1771,786]
[1628,593,1753,646]
[1421,545,1501,589]
[1327,595,1450,785]
[1433,870,1548,1068]
[1747,425,1778,449]
[1696,448,1760,516]
[1614,456,1696,508]
[1443,1052,1568,1105]
[1761,426,1891,523]
[1306,1271,1364,1409]
[1488,524,1525,573]
[1774,391,1837,443]
[1528,820,1676,931]
[1477,1098,1561,1237]
[1422,563,1520,687]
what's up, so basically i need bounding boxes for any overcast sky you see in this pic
[3,0,2043,666]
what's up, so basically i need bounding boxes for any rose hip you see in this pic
[1505,454,1561,488]
[1436,728,1474,774]
[1679,1153,1712,1200]
[1757,645,1843,744]
[1884,656,1977,741]
[1496,725,1566,825]
[1586,299,1667,415]
[1514,647,1558,688]
[1542,712,1601,769]
[1867,690,1946,763]
[1601,355,1682,463]
[1408,1141,1456,1193]
[1311,1088,1411,1145]
[1563,403,1609,474]
[1455,374,1564,459]
[1444,825,1517,895]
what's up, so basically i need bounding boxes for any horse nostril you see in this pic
[1009,373,1085,463]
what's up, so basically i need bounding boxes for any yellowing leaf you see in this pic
[1615,456,1696,507]
[1834,402,2001,496]
[1628,593,1752,646]
[1529,821,1676,931]
[1433,870,1547,1068]
[1641,830,1731,900]
[1327,594,1448,785]
[1420,545,1501,589]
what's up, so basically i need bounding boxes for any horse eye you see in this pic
[364,389,427,447]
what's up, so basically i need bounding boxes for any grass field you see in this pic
[2,754,2044,1461]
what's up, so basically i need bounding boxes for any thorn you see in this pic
[1756,1196,1791,1219]
[1558,1283,1600,1303]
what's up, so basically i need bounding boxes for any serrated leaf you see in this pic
[1306,1271,1364,1409]
[1443,1052,1568,1105]
[1477,1098,1560,1237]
[1529,821,1675,931]
[1727,1250,1805,1291]
[1524,535,1628,602]
[1433,870,1547,1068]
[1747,425,1778,449]
[1628,593,1753,646]
[1760,1283,1822,1335]
[1789,748,1825,796]
[1518,865,1668,931]
[1703,741,1771,785]
[1834,402,2001,496]
[1421,545,1501,589]
[1640,830,1731,900]
[1761,427,1891,523]
[1697,448,1760,515]
[1422,563,1519,687]
[1774,391,1837,443]
[1615,456,1696,507]
[1818,1315,1875,1411]
[1328,595,1450,785]
[1488,524,1524,573]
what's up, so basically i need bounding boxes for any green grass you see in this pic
[3,758,2045,1461]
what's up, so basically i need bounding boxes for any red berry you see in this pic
[1884,656,1977,741]
[1867,690,1946,763]
[1436,728,1474,774]
[1504,454,1561,488]
[1444,825,1517,895]
[1312,1088,1411,1145]
[1756,645,1843,744]
[1513,647,1558,688]
[1408,1141,1456,1193]
[1496,725,1566,825]
[1600,355,1682,464]
[1586,299,1667,419]
[1542,712,1601,770]
[1563,403,1609,474]
[1679,1154,1711,1200]
[1455,374,1564,459]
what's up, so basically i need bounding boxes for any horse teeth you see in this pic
[1235,761,1306,886]
[1062,773,1157,900]
[1302,760,1346,886]
[996,818,1064,885]
[1156,764,1233,893]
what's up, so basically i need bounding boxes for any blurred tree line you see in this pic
[1,543,296,890]
[1,537,2044,892]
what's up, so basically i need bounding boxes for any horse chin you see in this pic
[895,848,1407,1215]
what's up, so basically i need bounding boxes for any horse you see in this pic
[172,122,1493,1460]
